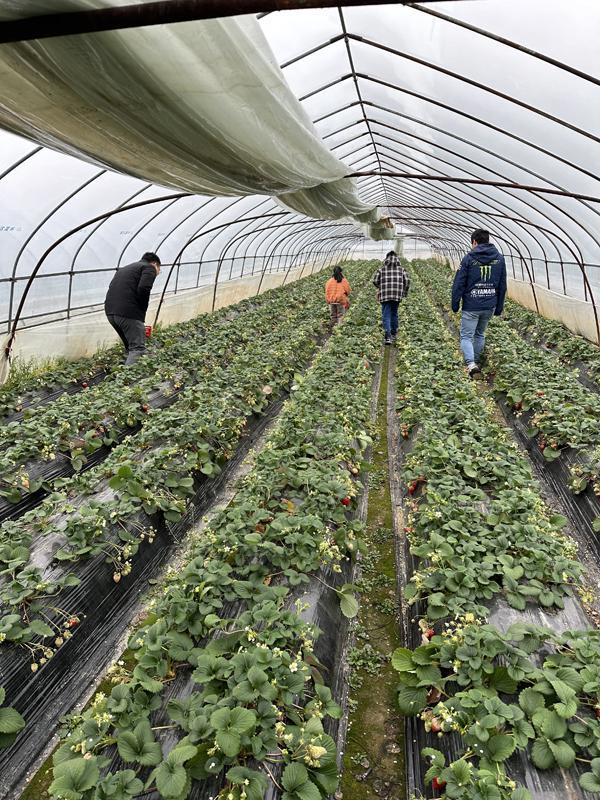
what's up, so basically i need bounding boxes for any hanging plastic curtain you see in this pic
[0,0,378,224]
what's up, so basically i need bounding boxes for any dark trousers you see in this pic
[329,303,345,325]
[381,300,400,337]
[106,314,146,365]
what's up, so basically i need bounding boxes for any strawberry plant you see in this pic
[391,270,600,800]
[0,272,338,509]
[0,267,357,649]
[43,277,381,800]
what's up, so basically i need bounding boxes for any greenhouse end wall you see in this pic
[507,277,600,345]
[0,263,317,372]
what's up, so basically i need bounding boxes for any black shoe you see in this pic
[467,362,482,379]
[384,335,392,346]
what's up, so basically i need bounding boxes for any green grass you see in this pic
[340,348,405,798]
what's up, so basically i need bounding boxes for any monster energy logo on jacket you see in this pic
[476,260,497,281]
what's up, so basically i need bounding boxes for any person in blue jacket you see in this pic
[451,229,507,378]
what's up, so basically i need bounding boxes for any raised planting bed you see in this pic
[0,273,332,518]
[391,272,600,800]
[0,265,372,664]
[414,261,600,542]
[28,281,382,800]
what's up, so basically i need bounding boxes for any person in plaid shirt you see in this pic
[373,251,410,345]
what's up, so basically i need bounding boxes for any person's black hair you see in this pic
[332,265,344,283]
[386,250,397,258]
[470,229,489,245]
[142,251,161,265]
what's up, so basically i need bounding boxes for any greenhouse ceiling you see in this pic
[0,0,599,338]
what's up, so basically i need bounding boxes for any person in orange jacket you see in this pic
[325,266,351,326]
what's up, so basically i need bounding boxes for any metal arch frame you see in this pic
[212,218,318,306]
[351,155,546,287]
[361,116,571,263]
[204,218,351,309]
[286,42,600,293]
[363,179,526,285]
[152,194,256,302]
[405,3,600,89]
[0,144,43,183]
[273,223,342,285]
[352,154,596,312]
[270,221,343,281]
[344,34,600,146]
[247,216,354,287]
[286,232,360,280]
[297,233,361,277]
[365,166,599,319]
[321,234,362,269]
[4,192,190,358]
[153,196,217,266]
[305,72,599,187]
[367,173,543,316]
[185,196,257,289]
[116,194,190,268]
[337,7,390,210]
[244,217,329,285]
[351,170,600,205]
[67,182,154,317]
[353,169,543,311]
[152,211,290,323]
[254,221,359,295]
[290,233,364,286]
[270,220,360,276]
[357,170,566,287]
[212,211,307,286]
[221,199,278,280]
[216,199,292,282]
[7,167,107,332]
[345,133,563,280]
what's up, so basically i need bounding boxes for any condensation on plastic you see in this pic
[0,1,377,224]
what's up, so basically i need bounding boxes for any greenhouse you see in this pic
[0,1,599,799]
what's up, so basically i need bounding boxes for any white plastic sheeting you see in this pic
[262,1,600,306]
[0,1,377,223]
[0,0,599,343]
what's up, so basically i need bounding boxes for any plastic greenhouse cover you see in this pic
[260,1,600,267]
[0,1,378,224]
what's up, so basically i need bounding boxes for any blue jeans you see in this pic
[460,309,494,364]
[381,301,400,337]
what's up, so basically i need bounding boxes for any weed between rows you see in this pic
[340,349,405,800]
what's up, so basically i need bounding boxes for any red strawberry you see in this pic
[425,628,435,640]
[341,497,351,507]
[432,777,446,791]
[67,617,79,628]
[81,381,89,389]
[595,708,600,719]
[430,718,442,733]
[141,404,149,412]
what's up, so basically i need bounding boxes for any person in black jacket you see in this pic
[104,252,161,365]
[451,230,507,378]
